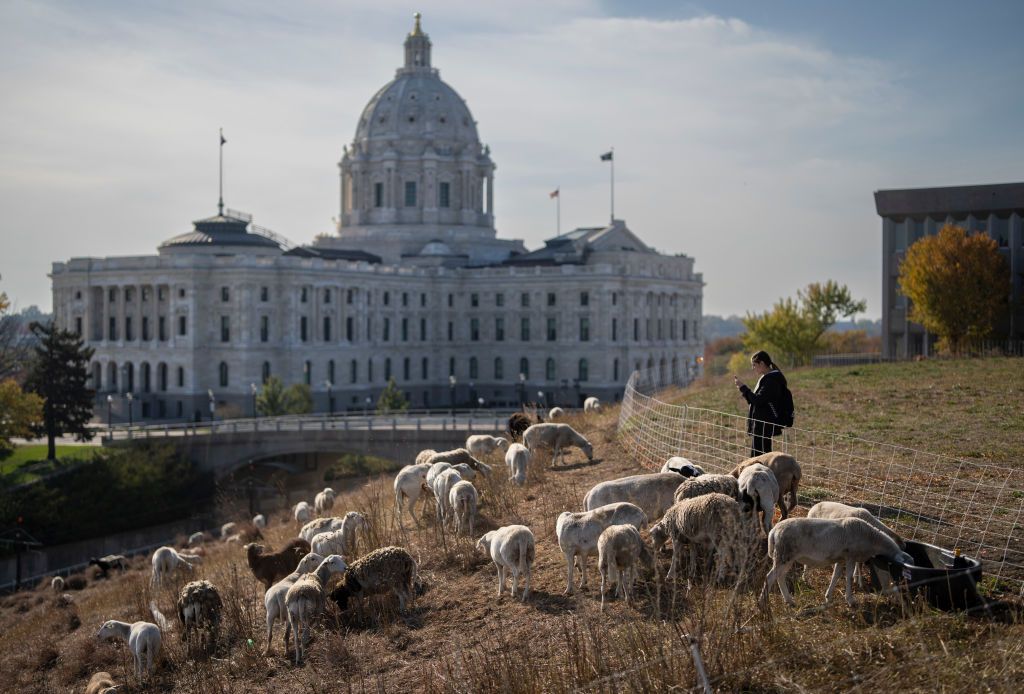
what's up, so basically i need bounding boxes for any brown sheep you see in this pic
[245,538,312,589]
[330,546,418,613]
[729,452,801,518]
[85,671,118,694]
[177,580,223,655]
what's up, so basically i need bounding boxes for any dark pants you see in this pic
[750,420,774,458]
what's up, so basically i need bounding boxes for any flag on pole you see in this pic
[220,129,227,145]
[549,188,559,199]
[600,150,613,161]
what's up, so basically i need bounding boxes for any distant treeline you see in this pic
[703,314,881,342]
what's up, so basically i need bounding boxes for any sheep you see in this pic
[659,456,706,478]
[432,468,463,525]
[85,671,118,694]
[548,406,565,420]
[220,521,238,539]
[224,523,263,544]
[449,480,479,536]
[523,423,593,467]
[738,463,780,536]
[89,554,129,578]
[556,502,648,595]
[425,448,488,471]
[188,531,207,546]
[425,461,453,488]
[673,474,740,504]
[583,396,601,413]
[262,551,324,655]
[505,442,530,486]
[651,493,750,586]
[454,460,493,481]
[597,524,652,610]
[730,452,802,518]
[506,411,539,442]
[806,501,906,589]
[299,516,342,543]
[466,434,510,459]
[176,580,223,654]
[253,514,267,529]
[293,501,313,524]
[583,472,686,523]
[415,448,437,465]
[339,511,370,554]
[96,619,162,678]
[151,546,201,587]
[245,538,312,589]
[394,462,432,526]
[51,576,64,593]
[311,528,348,558]
[285,554,348,665]
[329,546,418,614]
[314,487,336,516]
[476,525,536,601]
[761,517,914,608]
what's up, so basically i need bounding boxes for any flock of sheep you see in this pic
[68,396,914,687]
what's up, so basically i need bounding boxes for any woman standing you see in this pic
[733,350,787,457]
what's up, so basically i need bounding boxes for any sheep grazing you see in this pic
[660,456,706,478]
[597,524,652,610]
[314,487,337,516]
[556,502,648,595]
[51,575,65,593]
[762,517,914,608]
[311,528,348,558]
[310,513,367,557]
[548,406,565,420]
[583,472,685,523]
[176,580,223,654]
[285,555,348,665]
[262,552,324,655]
[188,531,208,547]
[85,671,118,694]
[299,516,342,543]
[505,443,530,486]
[394,462,432,526]
[432,468,463,525]
[673,474,740,504]
[253,514,267,529]
[220,521,238,539]
[339,511,370,554]
[449,480,479,536]
[96,619,162,679]
[425,447,487,471]
[425,461,453,488]
[652,493,750,586]
[730,452,802,518]
[151,546,201,587]
[245,538,313,589]
[583,396,601,413]
[806,501,906,589]
[466,434,510,458]
[522,423,593,467]
[293,501,313,524]
[476,525,536,601]
[506,411,539,442]
[330,546,418,614]
[738,463,780,535]
[89,554,129,579]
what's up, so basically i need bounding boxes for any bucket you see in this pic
[867,540,984,611]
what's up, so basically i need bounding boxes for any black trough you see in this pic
[868,540,984,611]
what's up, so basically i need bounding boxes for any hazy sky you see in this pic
[2,1,1022,317]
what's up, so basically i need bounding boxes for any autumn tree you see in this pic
[742,280,867,366]
[898,224,1010,355]
[0,379,43,457]
[0,288,28,382]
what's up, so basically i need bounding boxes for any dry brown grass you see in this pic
[1,399,1022,692]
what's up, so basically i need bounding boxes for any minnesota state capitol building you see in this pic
[50,16,704,421]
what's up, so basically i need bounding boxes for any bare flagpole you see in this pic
[557,186,561,236]
[218,128,226,215]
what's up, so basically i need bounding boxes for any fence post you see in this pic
[687,634,712,694]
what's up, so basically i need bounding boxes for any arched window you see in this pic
[262,362,271,383]
[469,357,478,379]
[545,358,555,381]
[519,357,529,380]
[578,358,589,382]
[219,362,229,387]
[494,357,503,380]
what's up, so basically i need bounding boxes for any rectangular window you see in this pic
[670,320,676,340]
[658,320,663,340]
[300,316,308,342]
[261,316,269,342]
[324,288,331,304]
[580,291,589,306]
[374,182,384,207]
[220,316,229,342]
[178,315,186,336]
[75,316,82,335]
[158,316,167,341]
[221,287,229,302]
[580,317,590,342]
[547,317,557,341]
[402,292,408,307]
[470,318,480,341]
[420,293,426,307]
[301,287,308,303]
[346,289,354,305]
[383,318,390,341]
[109,288,116,302]
[448,321,454,341]
[521,317,530,341]
[495,317,505,341]
[383,291,390,306]
[323,316,331,341]
[612,292,618,306]
[633,318,639,341]
[496,293,504,307]
[612,317,618,342]
[346,317,354,341]
[403,358,410,381]
[471,293,479,307]
[141,287,149,302]
[177,367,185,387]
[261,286,269,302]
[402,318,409,342]
[157,287,165,301]
[141,316,150,341]
[350,359,358,384]
[125,316,133,341]
[405,181,417,207]
[439,181,450,208]
[521,292,529,308]
[682,320,687,341]
[646,319,652,341]
[547,292,556,307]
[421,357,428,380]
[420,318,426,341]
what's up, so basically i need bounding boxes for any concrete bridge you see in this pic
[103,411,509,477]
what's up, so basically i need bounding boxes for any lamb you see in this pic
[151,546,201,587]
[651,493,750,586]
[253,514,267,529]
[85,671,118,694]
[673,474,740,504]
[522,423,594,467]
[51,576,64,593]
[314,487,336,516]
[293,501,313,524]
[548,406,565,420]
[476,525,535,601]
[394,462,432,526]
[730,452,802,518]
[555,502,648,595]
[425,447,488,471]
[262,551,324,655]
[432,468,463,525]
[583,472,686,523]
[737,463,780,535]
[659,456,706,478]
[176,579,223,654]
[505,443,530,486]
[415,448,437,465]
[466,434,510,458]
[329,546,418,613]
[761,517,914,608]
[246,538,312,589]
[583,396,601,413]
[89,554,129,578]
[285,554,348,665]
[449,480,479,536]
[96,619,162,678]
[597,524,653,610]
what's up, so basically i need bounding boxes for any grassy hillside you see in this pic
[0,358,1021,692]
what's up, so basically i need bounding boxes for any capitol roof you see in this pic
[159,213,282,251]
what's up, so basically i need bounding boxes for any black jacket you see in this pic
[739,369,786,436]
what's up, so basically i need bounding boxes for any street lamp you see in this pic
[324,380,334,416]
[537,390,544,408]
[448,375,457,413]
[106,394,113,432]
[250,383,258,418]
[125,392,134,428]
[517,372,525,405]
[477,396,485,410]
[207,389,215,422]
[364,396,372,416]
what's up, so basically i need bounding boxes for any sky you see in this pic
[1,0,1022,317]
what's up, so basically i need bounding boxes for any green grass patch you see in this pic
[0,445,100,484]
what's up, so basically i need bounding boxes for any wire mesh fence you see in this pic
[618,369,1024,597]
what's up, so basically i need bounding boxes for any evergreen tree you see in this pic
[284,383,313,414]
[24,322,95,460]
[255,376,289,416]
[376,377,408,414]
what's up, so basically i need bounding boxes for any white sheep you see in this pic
[505,443,530,486]
[453,460,493,481]
[432,468,463,526]
[673,474,740,504]
[220,522,238,540]
[583,396,601,413]
[659,456,706,478]
[96,620,162,678]
[806,501,906,588]
[415,448,437,465]
[651,493,750,586]
[314,487,336,516]
[449,480,479,536]
[262,551,325,654]
[597,524,651,610]
[737,463,780,536]
[425,461,453,488]
[583,472,685,523]
[761,517,914,608]
[299,516,342,543]
[394,462,431,526]
[548,406,565,420]
[285,554,348,665]
[730,452,802,519]
[51,575,64,593]
[339,511,369,554]
[293,501,313,524]
[311,528,348,558]
[187,531,207,547]
[466,434,510,458]
[556,502,648,595]
[522,423,594,467]
[476,525,536,601]
[252,514,267,529]
[150,546,201,587]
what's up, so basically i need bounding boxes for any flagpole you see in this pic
[610,146,615,224]
[218,128,224,216]
[557,186,561,236]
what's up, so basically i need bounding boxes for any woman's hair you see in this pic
[751,350,778,371]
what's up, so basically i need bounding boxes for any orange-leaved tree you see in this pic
[897,224,1010,355]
